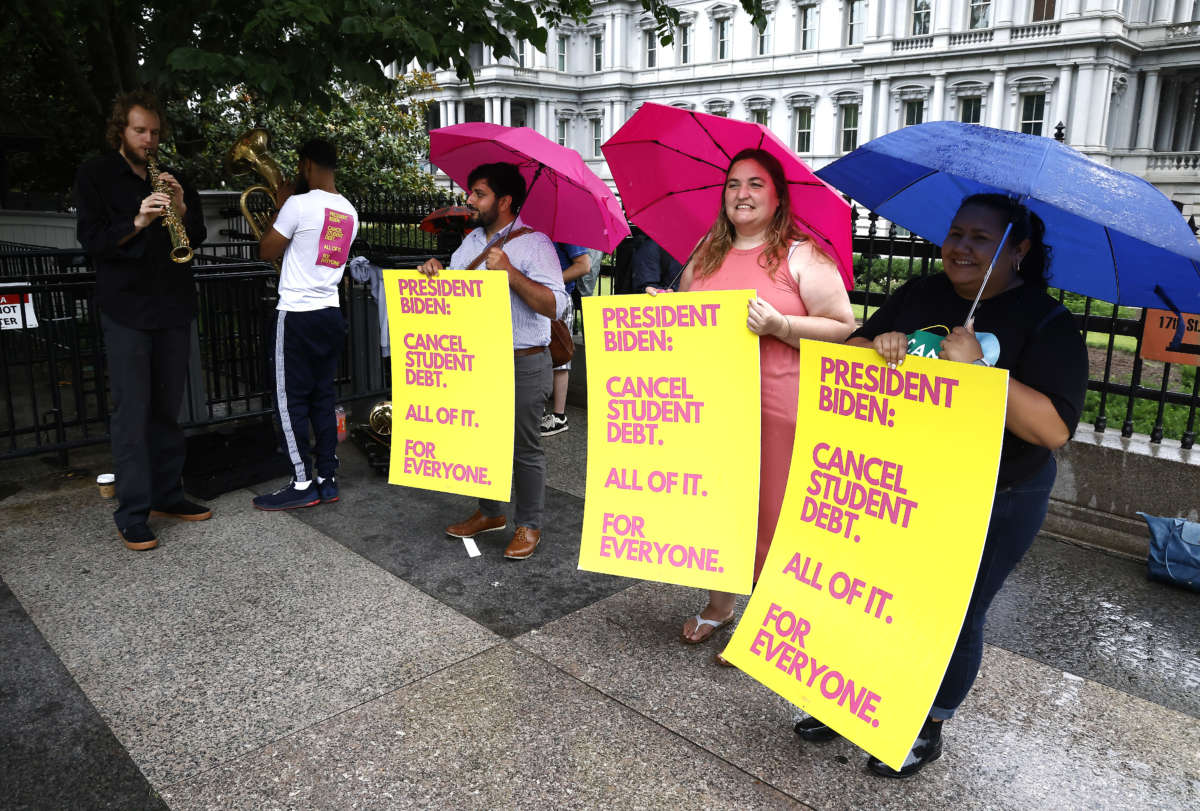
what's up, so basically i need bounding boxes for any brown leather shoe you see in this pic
[504,526,541,560]
[446,510,506,538]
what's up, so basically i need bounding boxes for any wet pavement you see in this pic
[1,404,1197,809]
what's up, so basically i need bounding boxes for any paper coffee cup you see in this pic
[97,473,115,499]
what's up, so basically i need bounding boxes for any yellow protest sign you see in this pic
[383,269,514,499]
[723,341,1008,771]
[578,291,761,593]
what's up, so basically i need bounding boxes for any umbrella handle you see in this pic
[964,222,1014,327]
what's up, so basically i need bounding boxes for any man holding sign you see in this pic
[418,163,567,560]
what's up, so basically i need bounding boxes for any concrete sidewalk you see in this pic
[2,405,1198,810]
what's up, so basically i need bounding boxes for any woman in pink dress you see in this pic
[676,148,856,648]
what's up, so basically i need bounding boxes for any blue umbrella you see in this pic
[816,122,1200,325]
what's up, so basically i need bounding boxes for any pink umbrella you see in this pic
[429,123,630,253]
[601,103,854,289]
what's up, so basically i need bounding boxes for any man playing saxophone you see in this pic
[75,90,210,551]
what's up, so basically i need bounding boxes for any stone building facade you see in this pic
[415,0,1200,215]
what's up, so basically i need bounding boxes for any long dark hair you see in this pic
[958,193,1052,288]
[692,148,804,281]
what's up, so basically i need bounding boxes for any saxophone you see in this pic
[145,151,194,264]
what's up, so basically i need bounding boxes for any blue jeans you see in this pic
[930,455,1057,720]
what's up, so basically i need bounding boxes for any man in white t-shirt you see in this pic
[253,138,359,511]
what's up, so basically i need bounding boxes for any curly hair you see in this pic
[105,90,167,149]
[690,148,805,282]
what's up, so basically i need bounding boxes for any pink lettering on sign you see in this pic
[748,603,884,727]
[597,512,724,572]
[316,208,355,269]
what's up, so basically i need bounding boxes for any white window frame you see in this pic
[912,0,931,34]
[904,99,925,126]
[678,23,692,63]
[958,96,982,123]
[556,118,568,146]
[590,116,604,157]
[716,18,730,59]
[557,35,568,71]
[846,0,866,45]
[592,34,603,71]
[797,3,819,50]
[794,105,813,152]
[840,103,860,152]
[755,22,770,55]
[646,30,657,67]
[1019,93,1046,135]
[1030,0,1057,20]
[968,0,991,29]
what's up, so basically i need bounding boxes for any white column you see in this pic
[1094,65,1114,146]
[617,12,628,68]
[877,78,892,133]
[934,0,952,32]
[1070,63,1095,146]
[1152,0,1174,22]
[1055,64,1073,134]
[503,98,513,127]
[1177,81,1197,149]
[438,100,448,128]
[1063,0,1083,17]
[996,0,1015,26]
[1173,0,1192,22]
[1155,77,1179,150]
[990,69,1006,128]
[892,0,908,37]
[866,0,881,38]
[816,97,837,155]
[930,74,946,121]
[606,15,615,68]
[456,101,466,124]
[861,80,876,140]
[1136,69,1161,149]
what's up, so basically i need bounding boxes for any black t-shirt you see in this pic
[74,151,207,329]
[850,274,1088,488]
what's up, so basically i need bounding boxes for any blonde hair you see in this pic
[691,148,803,281]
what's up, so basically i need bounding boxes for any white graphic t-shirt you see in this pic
[272,189,359,311]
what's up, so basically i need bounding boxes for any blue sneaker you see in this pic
[252,482,321,511]
[317,476,339,503]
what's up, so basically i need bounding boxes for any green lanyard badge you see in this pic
[906,325,949,359]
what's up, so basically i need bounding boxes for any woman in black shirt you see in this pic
[795,193,1089,777]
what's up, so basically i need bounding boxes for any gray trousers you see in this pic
[101,313,190,531]
[479,349,552,529]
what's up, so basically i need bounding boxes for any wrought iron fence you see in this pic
[2,194,1198,463]
[215,189,465,260]
[0,251,390,462]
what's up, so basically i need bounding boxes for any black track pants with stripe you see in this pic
[269,307,346,483]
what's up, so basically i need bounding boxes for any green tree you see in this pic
[168,72,439,198]
[3,0,767,200]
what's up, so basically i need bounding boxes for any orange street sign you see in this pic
[1141,308,1200,366]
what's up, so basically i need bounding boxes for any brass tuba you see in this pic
[369,401,392,436]
[225,129,286,240]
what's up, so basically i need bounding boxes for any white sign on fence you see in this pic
[0,284,38,329]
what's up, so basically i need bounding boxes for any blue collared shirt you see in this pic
[450,215,568,349]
